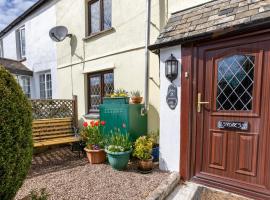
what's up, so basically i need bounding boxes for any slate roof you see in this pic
[0,58,33,76]
[0,0,50,38]
[150,0,270,50]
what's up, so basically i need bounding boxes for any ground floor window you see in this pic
[39,72,52,99]
[14,75,31,98]
[87,70,114,113]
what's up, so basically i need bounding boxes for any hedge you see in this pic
[0,66,33,200]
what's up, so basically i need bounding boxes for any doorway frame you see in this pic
[180,28,270,199]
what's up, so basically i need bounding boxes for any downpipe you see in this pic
[142,0,151,116]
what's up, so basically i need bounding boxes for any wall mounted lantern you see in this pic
[165,54,178,82]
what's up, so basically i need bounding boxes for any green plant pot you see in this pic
[105,148,132,170]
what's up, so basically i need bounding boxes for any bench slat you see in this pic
[33,125,72,133]
[34,133,75,140]
[34,136,79,148]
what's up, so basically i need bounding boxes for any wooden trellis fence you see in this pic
[29,95,78,128]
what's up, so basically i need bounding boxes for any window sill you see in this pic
[84,113,100,120]
[83,27,115,41]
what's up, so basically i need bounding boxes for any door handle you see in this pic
[197,93,209,113]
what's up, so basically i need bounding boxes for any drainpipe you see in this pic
[142,0,151,115]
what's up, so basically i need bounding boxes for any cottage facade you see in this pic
[0,0,58,99]
[54,0,211,132]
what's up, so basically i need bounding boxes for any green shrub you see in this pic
[133,136,153,160]
[0,66,33,200]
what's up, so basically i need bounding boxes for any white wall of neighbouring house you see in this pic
[159,45,181,172]
[0,0,58,99]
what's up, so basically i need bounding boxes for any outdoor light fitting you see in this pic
[165,54,178,83]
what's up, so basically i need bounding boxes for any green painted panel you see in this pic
[100,104,147,141]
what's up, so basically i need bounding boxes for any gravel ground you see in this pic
[15,146,169,200]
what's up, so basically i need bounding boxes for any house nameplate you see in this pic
[166,84,178,110]
[217,121,248,131]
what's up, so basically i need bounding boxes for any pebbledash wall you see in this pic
[158,0,212,172]
[0,0,58,99]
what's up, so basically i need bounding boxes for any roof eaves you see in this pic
[149,16,270,51]
[0,0,49,38]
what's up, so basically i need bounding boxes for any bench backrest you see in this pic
[32,117,74,142]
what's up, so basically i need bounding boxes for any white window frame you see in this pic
[0,39,3,58]
[39,72,52,99]
[15,75,31,98]
[16,26,26,59]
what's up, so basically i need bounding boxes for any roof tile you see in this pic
[153,0,270,47]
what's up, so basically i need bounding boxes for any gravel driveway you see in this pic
[15,147,169,200]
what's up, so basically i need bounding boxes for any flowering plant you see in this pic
[80,120,106,150]
[133,136,153,160]
[109,88,129,98]
[106,129,132,152]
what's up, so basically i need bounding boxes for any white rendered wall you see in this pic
[1,1,57,99]
[159,46,181,172]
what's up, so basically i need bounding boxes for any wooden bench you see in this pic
[33,117,79,148]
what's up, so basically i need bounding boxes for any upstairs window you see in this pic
[16,26,25,59]
[0,39,3,57]
[88,0,112,35]
[39,72,52,99]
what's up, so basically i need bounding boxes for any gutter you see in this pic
[142,0,151,115]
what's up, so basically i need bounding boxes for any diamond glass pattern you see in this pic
[104,72,114,96]
[216,55,255,111]
[90,76,101,112]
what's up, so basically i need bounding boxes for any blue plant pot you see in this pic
[152,146,159,162]
[105,149,132,170]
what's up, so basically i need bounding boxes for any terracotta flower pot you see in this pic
[138,157,153,172]
[131,96,143,104]
[84,148,106,164]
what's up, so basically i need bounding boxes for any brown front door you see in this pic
[194,37,270,199]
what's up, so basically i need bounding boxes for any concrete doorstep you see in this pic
[146,172,180,200]
[146,173,251,200]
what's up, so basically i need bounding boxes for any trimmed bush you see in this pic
[0,66,33,200]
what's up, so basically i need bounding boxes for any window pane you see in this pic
[90,1,100,33]
[216,55,255,111]
[39,74,46,99]
[103,0,112,30]
[20,27,25,57]
[104,72,114,96]
[20,76,31,98]
[0,39,3,57]
[90,76,101,112]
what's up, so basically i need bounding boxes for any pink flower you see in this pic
[100,121,106,126]
[83,122,88,127]
[122,123,126,128]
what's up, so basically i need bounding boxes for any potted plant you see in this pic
[103,89,130,104]
[105,130,132,170]
[80,120,106,164]
[148,130,159,162]
[130,90,143,104]
[133,136,154,172]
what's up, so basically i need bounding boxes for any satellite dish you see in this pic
[49,26,72,42]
